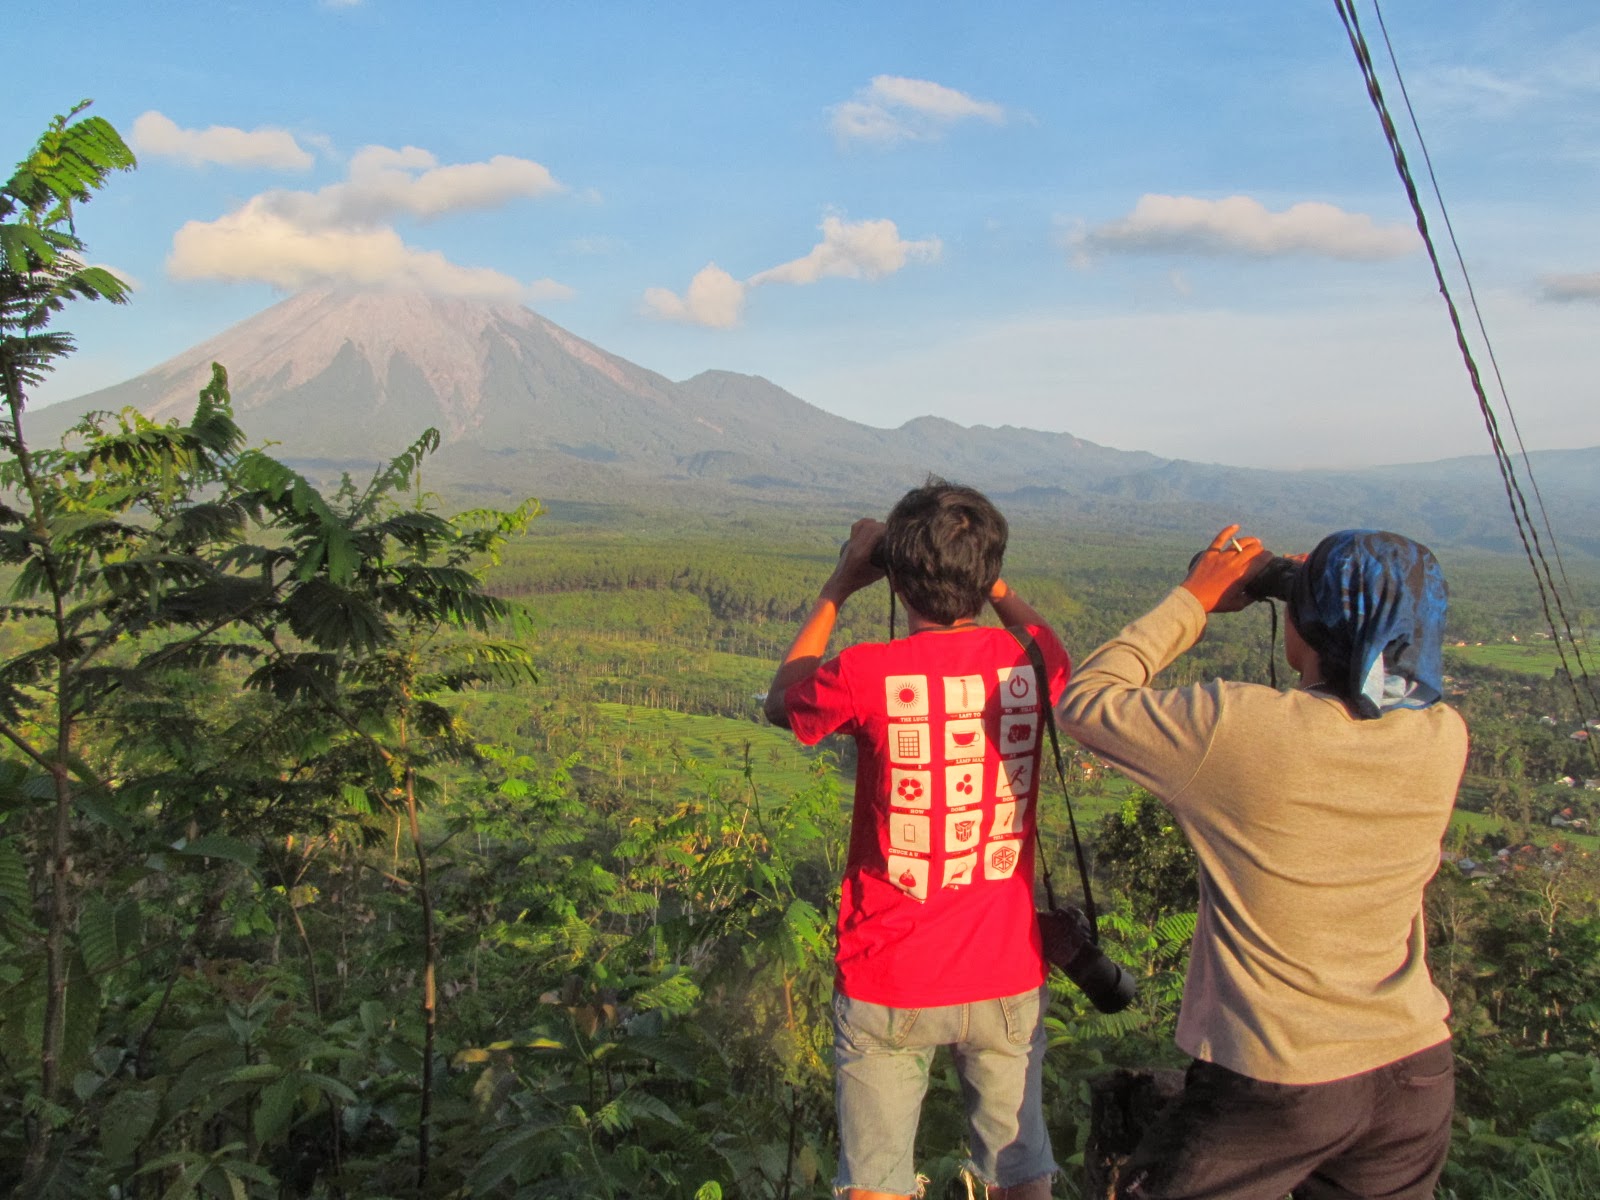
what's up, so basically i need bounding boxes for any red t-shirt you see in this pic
[785,623,1069,1007]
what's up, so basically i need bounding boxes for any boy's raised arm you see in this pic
[764,518,885,728]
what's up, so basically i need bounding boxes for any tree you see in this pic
[0,105,548,1191]
[0,101,135,1174]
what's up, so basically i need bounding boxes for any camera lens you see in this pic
[1065,942,1138,1014]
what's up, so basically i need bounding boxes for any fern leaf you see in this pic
[1154,912,1198,946]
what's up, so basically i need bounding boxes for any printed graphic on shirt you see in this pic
[944,717,986,761]
[999,712,1038,754]
[991,796,1029,838]
[942,674,985,715]
[888,723,931,765]
[889,813,931,855]
[946,810,982,853]
[888,854,930,901]
[886,675,929,718]
[870,642,1054,906]
[995,756,1035,799]
[985,839,1023,881]
[944,763,981,808]
[891,768,932,811]
[998,664,1039,710]
[942,852,977,889]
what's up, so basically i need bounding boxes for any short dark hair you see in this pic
[880,478,1007,625]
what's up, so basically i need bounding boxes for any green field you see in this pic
[1448,804,1600,851]
[1446,641,1570,677]
[589,701,827,801]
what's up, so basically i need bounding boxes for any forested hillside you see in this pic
[2,106,1597,1200]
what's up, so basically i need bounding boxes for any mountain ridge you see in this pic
[25,288,1600,556]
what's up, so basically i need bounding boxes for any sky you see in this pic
[6,0,1599,470]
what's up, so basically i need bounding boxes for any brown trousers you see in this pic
[1118,1040,1454,1200]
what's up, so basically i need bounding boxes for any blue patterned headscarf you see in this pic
[1288,530,1448,720]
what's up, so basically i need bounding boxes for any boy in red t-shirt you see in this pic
[765,480,1069,1200]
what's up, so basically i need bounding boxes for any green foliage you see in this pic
[1092,790,1198,926]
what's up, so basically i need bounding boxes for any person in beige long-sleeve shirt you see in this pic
[1057,526,1467,1200]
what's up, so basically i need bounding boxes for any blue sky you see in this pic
[8,0,1599,468]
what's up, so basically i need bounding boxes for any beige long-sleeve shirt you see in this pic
[1057,588,1467,1084]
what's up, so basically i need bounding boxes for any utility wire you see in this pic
[1332,0,1599,759]
[1369,4,1588,633]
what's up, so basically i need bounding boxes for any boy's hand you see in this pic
[1181,524,1270,613]
[823,518,887,601]
[988,576,1049,632]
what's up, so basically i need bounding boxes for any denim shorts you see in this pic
[831,985,1056,1197]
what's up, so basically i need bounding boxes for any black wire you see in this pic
[1369,5,1583,610]
[1333,0,1599,760]
[1366,2,1597,712]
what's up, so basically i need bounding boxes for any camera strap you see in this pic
[1006,626,1102,944]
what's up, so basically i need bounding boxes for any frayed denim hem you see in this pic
[832,1172,930,1198]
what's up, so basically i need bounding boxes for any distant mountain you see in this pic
[26,288,1600,556]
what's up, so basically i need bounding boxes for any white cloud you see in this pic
[165,142,573,302]
[132,111,315,171]
[261,145,564,228]
[751,216,941,285]
[1075,194,1417,262]
[344,145,563,219]
[1539,271,1600,302]
[867,76,1005,122]
[831,75,1006,144]
[644,217,940,329]
[643,265,746,328]
[169,202,559,301]
[831,101,912,144]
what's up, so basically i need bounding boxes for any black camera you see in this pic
[1037,904,1138,1014]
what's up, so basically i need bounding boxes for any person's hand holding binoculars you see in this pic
[1182,524,1272,613]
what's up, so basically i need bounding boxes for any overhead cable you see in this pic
[1333,0,1599,753]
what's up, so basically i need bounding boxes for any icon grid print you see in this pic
[874,643,1050,901]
